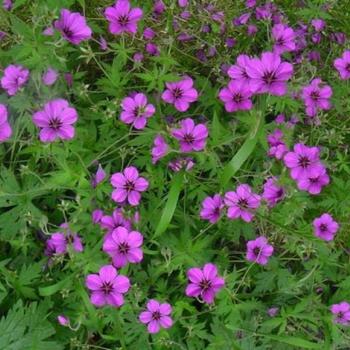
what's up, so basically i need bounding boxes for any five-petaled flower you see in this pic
[139,300,173,333]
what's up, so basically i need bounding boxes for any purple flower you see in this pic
[272,24,296,54]
[111,166,149,206]
[32,99,78,143]
[185,263,225,304]
[267,307,279,317]
[103,226,143,268]
[104,0,143,35]
[330,302,350,325]
[64,73,73,87]
[168,157,194,172]
[0,31,6,41]
[283,143,323,180]
[151,134,168,164]
[334,51,350,80]
[91,164,106,188]
[143,27,156,40]
[43,27,54,36]
[262,177,285,207]
[139,300,173,334]
[133,52,144,63]
[228,54,252,87]
[145,42,160,56]
[267,129,288,159]
[153,0,166,15]
[301,78,332,117]
[234,13,251,26]
[218,80,253,112]
[99,36,108,50]
[313,213,339,241]
[246,0,256,8]
[42,68,58,86]
[200,194,223,224]
[247,24,258,36]
[224,184,261,222]
[57,315,69,326]
[92,209,104,224]
[311,19,325,32]
[275,114,285,124]
[54,9,92,45]
[3,0,12,10]
[85,265,130,307]
[172,118,208,152]
[178,0,188,7]
[246,236,274,265]
[246,52,293,96]
[100,208,132,236]
[0,104,12,143]
[46,223,83,255]
[1,64,29,96]
[120,93,155,130]
[161,77,198,112]
[296,167,329,195]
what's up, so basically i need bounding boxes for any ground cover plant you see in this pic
[1,0,350,349]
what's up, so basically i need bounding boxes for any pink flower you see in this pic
[111,166,149,206]
[218,80,253,112]
[145,42,160,56]
[168,157,194,172]
[227,54,252,87]
[42,68,58,86]
[103,226,143,268]
[200,194,223,223]
[139,300,173,334]
[296,167,329,195]
[3,0,12,10]
[330,302,350,325]
[313,213,339,241]
[43,26,54,36]
[100,208,132,236]
[32,99,78,143]
[246,52,293,96]
[185,263,225,304]
[311,19,325,32]
[267,129,288,159]
[301,78,332,117]
[85,265,130,307]
[172,118,208,152]
[54,9,92,45]
[161,77,198,112]
[92,209,104,224]
[91,164,106,188]
[334,51,350,80]
[120,93,155,130]
[272,24,296,54]
[283,143,324,180]
[104,0,143,35]
[262,177,285,207]
[224,184,261,222]
[178,0,188,7]
[0,104,12,143]
[143,27,156,40]
[1,64,29,96]
[57,315,69,326]
[151,135,168,164]
[246,236,274,265]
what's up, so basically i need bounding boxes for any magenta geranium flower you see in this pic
[168,157,194,172]
[296,167,329,195]
[262,177,285,207]
[283,143,323,180]
[91,164,106,188]
[120,93,155,129]
[224,184,261,222]
[0,104,12,143]
[111,166,149,206]
[85,265,130,307]
[272,24,296,54]
[267,129,288,159]
[54,9,92,45]
[161,77,198,112]
[311,19,325,32]
[1,64,29,96]
[139,300,173,334]
[46,223,83,255]
[185,263,225,304]
[246,52,293,96]
[313,213,339,241]
[330,302,350,325]
[151,134,168,164]
[301,78,332,117]
[104,0,143,35]
[92,209,104,224]
[172,118,208,152]
[100,208,132,236]
[42,68,58,86]
[103,226,143,268]
[218,80,253,112]
[227,54,252,87]
[200,194,223,223]
[57,315,69,327]
[32,99,78,143]
[334,51,350,80]
[246,236,274,265]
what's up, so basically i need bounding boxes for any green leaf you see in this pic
[39,276,72,297]
[154,173,184,237]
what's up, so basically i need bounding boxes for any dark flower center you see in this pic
[62,26,74,38]
[152,311,161,320]
[309,176,320,183]
[183,133,194,143]
[253,247,261,256]
[49,117,63,130]
[310,90,320,101]
[199,278,212,291]
[233,93,243,103]
[173,87,183,99]
[276,189,284,198]
[101,281,113,294]
[276,37,285,45]
[133,106,145,117]
[346,64,350,72]
[319,224,328,231]
[298,156,311,168]
[262,71,276,85]
[124,180,135,192]
[66,234,74,244]
[118,15,130,26]
[237,198,248,209]
[118,242,130,254]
